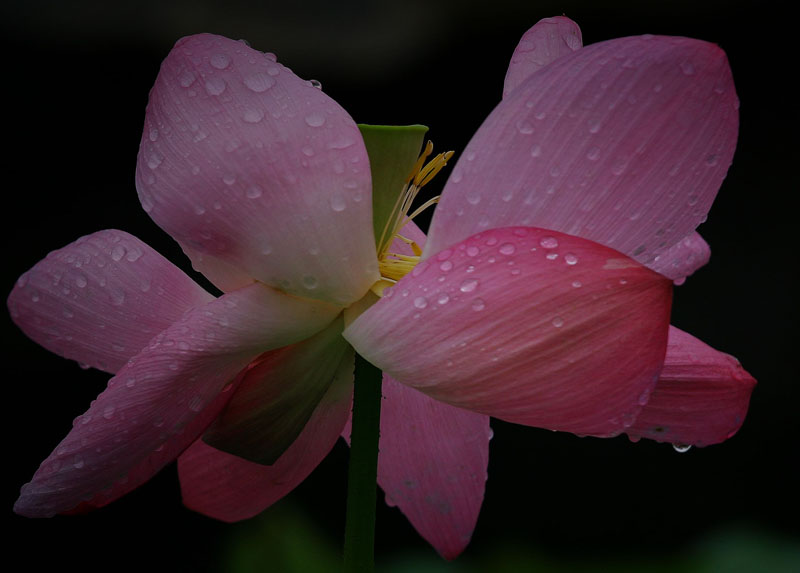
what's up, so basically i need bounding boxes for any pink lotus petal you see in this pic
[14,282,341,517]
[345,227,672,437]
[203,317,350,465]
[373,376,490,560]
[627,326,756,447]
[426,35,739,277]
[503,16,583,98]
[650,231,711,283]
[178,347,354,522]
[136,33,378,306]
[7,230,213,374]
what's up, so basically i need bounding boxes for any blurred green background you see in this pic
[3,0,797,571]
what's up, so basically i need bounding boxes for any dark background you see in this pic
[3,1,797,571]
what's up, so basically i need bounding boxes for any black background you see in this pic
[3,1,797,571]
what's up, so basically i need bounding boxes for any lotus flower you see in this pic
[9,16,755,560]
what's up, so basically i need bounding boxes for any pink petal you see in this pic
[503,16,583,98]
[202,317,350,465]
[14,282,340,517]
[650,231,711,283]
[345,227,672,437]
[7,230,213,374]
[178,347,354,522]
[136,33,378,306]
[374,376,491,560]
[626,326,756,447]
[426,35,739,277]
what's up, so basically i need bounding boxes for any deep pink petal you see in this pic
[503,16,583,98]
[136,33,378,305]
[370,376,491,560]
[178,347,354,522]
[626,326,756,447]
[650,231,711,283]
[8,230,213,374]
[346,227,672,437]
[426,36,739,276]
[14,282,340,517]
[202,317,350,465]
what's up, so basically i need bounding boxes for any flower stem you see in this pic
[343,354,382,572]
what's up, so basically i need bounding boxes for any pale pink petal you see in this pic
[390,220,427,255]
[649,231,711,283]
[14,282,341,517]
[426,36,739,276]
[136,33,378,306]
[178,347,354,522]
[203,317,350,465]
[346,227,672,437]
[627,326,756,447]
[375,376,490,560]
[503,16,583,98]
[7,230,213,374]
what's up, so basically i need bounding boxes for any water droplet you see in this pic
[466,246,480,257]
[587,118,601,133]
[499,243,516,255]
[125,247,143,262]
[516,121,534,134]
[103,405,115,419]
[471,298,485,311]
[539,236,559,249]
[125,377,136,388]
[204,76,227,96]
[309,79,322,89]
[74,273,88,288]
[672,443,692,453]
[73,455,85,469]
[110,245,127,262]
[485,236,498,246]
[304,112,326,127]
[587,146,601,161]
[246,185,263,198]
[303,275,318,290]
[330,193,346,212]
[243,108,264,123]
[148,128,159,142]
[552,316,564,328]
[459,279,478,293]
[210,53,230,69]
[413,296,428,309]
[178,71,196,87]
[466,191,481,205]
[546,252,558,260]
[572,280,582,288]
[530,144,542,157]
[439,260,453,272]
[564,253,578,265]
[146,152,162,169]
[680,61,695,76]
[244,73,276,92]
[436,293,450,305]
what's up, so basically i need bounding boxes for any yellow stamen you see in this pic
[375,140,454,289]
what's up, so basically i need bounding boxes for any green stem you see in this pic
[343,354,383,572]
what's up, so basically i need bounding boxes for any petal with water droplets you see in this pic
[650,231,711,283]
[346,227,672,437]
[7,230,213,374]
[503,16,583,98]
[342,376,490,560]
[136,33,377,306]
[13,282,340,517]
[626,326,756,447]
[178,347,354,522]
[426,35,738,276]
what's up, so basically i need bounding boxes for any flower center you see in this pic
[371,141,453,296]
